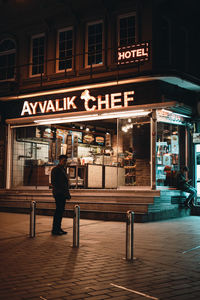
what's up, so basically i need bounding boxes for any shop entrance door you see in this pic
[195,144,200,203]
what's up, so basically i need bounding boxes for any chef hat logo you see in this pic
[81,90,96,103]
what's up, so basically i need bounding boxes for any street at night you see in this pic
[0,212,200,300]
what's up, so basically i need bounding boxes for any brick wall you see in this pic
[135,159,150,186]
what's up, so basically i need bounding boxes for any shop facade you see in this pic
[1,77,198,221]
[1,0,200,220]
[3,79,190,193]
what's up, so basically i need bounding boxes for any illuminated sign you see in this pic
[157,109,185,125]
[118,42,149,65]
[21,89,134,116]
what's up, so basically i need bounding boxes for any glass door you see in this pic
[195,144,200,201]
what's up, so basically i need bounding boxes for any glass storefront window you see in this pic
[117,117,151,187]
[156,122,186,187]
[10,115,151,189]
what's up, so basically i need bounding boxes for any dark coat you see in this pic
[176,171,189,189]
[51,165,71,199]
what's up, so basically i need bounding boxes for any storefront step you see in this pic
[0,199,149,214]
[0,188,160,197]
[0,188,191,222]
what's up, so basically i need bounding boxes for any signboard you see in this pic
[4,81,164,120]
[20,89,134,117]
[157,110,185,125]
[193,133,200,143]
[118,42,149,65]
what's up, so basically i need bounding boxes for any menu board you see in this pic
[66,134,72,157]
[171,135,179,154]
[73,135,78,157]
[73,131,82,143]
[96,136,105,145]
[82,133,105,146]
[83,133,95,144]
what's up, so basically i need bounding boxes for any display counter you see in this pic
[87,164,103,188]
[105,166,125,188]
[24,165,49,186]
[86,164,125,189]
[68,165,87,188]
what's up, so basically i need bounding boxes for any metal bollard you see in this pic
[73,205,80,247]
[30,201,36,238]
[126,210,134,260]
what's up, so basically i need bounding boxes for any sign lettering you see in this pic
[118,42,149,65]
[21,90,135,116]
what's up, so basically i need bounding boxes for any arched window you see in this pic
[0,39,16,81]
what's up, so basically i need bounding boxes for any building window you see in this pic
[0,39,16,81]
[118,14,136,47]
[86,21,103,67]
[30,34,45,76]
[57,28,73,72]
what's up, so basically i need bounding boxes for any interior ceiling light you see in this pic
[34,110,151,125]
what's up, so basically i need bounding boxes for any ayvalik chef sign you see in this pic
[21,89,135,116]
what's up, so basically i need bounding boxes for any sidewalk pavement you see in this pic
[0,212,200,300]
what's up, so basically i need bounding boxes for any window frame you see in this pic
[0,38,16,82]
[117,12,137,48]
[29,33,45,77]
[56,26,74,73]
[85,20,104,68]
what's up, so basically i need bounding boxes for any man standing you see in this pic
[176,166,197,208]
[51,155,71,235]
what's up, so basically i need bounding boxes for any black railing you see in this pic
[0,47,147,96]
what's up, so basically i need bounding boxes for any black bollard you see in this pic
[30,201,36,238]
[126,210,134,260]
[73,205,80,247]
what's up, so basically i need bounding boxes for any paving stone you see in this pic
[1,213,200,300]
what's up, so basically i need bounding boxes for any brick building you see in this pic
[0,0,200,221]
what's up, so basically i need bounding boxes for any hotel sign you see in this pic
[118,42,149,65]
[21,89,135,116]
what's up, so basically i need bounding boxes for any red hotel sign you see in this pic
[118,42,149,65]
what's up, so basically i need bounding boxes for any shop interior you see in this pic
[11,116,151,189]
[156,122,185,187]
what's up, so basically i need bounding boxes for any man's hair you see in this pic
[59,154,68,160]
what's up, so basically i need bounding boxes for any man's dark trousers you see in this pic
[182,184,197,203]
[52,194,66,233]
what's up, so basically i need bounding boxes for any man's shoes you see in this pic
[51,230,63,235]
[51,229,68,235]
[60,229,68,234]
